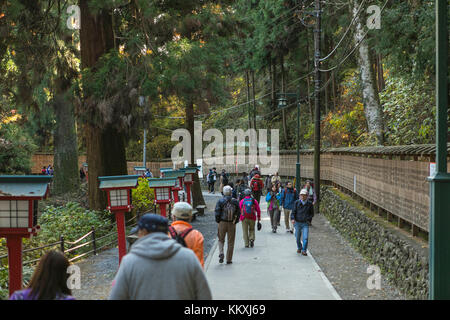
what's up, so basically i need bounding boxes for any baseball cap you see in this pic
[300,189,308,195]
[172,202,193,220]
[130,213,169,234]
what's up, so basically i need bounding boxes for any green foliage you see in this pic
[36,202,111,243]
[0,122,37,174]
[131,177,155,214]
[381,75,436,145]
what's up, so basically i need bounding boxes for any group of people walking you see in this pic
[213,165,317,263]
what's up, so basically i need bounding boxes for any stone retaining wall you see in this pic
[320,187,429,299]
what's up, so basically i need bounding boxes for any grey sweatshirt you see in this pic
[108,232,212,300]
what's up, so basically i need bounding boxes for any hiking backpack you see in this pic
[251,179,261,192]
[223,199,237,223]
[168,226,194,247]
[242,197,255,219]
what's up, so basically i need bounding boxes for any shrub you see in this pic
[132,177,155,216]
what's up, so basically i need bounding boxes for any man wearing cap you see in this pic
[109,213,212,300]
[214,185,240,264]
[170,202,205,267]
[290,189,314,256]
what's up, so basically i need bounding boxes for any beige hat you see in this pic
[172,202,193,219]
[300,189,309,195]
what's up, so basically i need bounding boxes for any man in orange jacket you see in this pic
[169,202,205,268]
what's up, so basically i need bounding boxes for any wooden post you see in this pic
[7,235,23,296]
[412,224,419,237]
[387,212,393,222]
[60,235,65,253]
[91,227,97,255]
[115,211,127,264]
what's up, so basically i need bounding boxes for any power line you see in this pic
[318,0,389,74]
[319,0,367,62]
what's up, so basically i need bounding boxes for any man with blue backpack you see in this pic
[239,189,261,248]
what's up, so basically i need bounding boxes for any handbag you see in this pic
[257,221,262,231]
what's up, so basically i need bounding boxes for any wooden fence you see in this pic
[32,144,450,234]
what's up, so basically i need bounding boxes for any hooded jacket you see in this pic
[108,232,212,300]
[239,196,261,221]
[170,220,204,268]
[281,187,299,210]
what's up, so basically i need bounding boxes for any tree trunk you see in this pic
[353,1,385,145]
[53,88,79,195]
[377,53,386,92]
[306,30,314,122]
[280,55,288,147]
[186,100,205,208]
[80,0,128,210]
[246,70,252,129]
[271,58,277,110]
[251,70,256,130]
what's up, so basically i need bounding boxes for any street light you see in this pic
[277,92,301,192]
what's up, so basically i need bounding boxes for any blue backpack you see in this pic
[242,198,255,219]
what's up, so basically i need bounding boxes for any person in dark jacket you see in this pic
[290,189,314,256]
[241,172,249,187]
[215,186,240,264]
[280,181,298,233]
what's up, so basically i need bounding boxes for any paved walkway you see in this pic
[204,192,341,300]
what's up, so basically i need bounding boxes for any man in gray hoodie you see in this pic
[109,213,212,300]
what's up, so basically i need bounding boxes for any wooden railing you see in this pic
[0,216,137,269]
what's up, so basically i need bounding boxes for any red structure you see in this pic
[98,175,139,264]
[159,170,185,203]
[0,175,52,296]
[148,178,177,218]
[180,167,200,205]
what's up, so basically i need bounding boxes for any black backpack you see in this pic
[222,199,238,223]
[168,226,194,247]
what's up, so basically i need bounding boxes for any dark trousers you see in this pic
[268,208,280,231]
[252,191,261,205]
[218,221,236,262]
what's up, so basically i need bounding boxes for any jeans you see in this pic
[294,222,309,251]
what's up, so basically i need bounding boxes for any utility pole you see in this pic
[313,0,321,215]
[428,0,450,300]
[246,70,252,129]
[251,70,257,130]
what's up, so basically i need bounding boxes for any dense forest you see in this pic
[0,0,448,198]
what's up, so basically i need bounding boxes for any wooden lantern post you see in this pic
[180,167,199,205]
[159,170,185,203]
[98,175,139,264]
[148,178,177,218]
[0,176,52,296]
